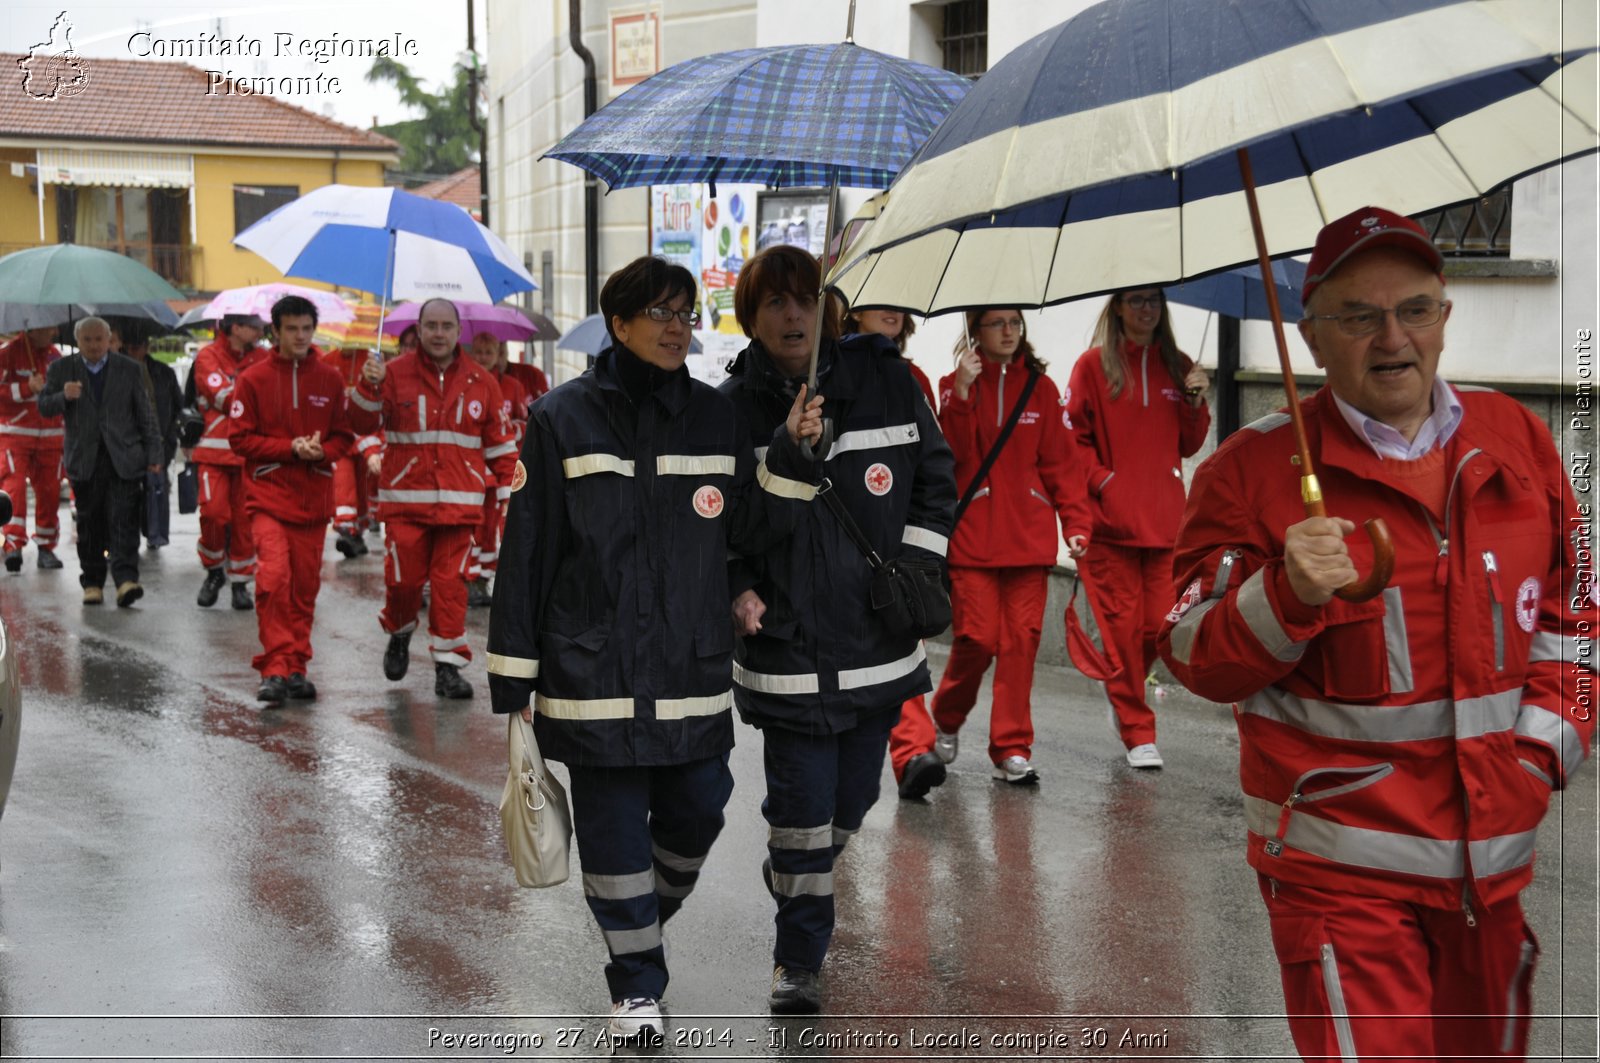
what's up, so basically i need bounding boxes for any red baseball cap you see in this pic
[1302,206,1444,306]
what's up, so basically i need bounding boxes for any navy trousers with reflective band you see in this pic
[567,753,734,1002]
[761,707,896,973]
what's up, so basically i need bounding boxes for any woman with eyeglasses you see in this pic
[721,244,955,1015]
[927,308,1091,785]
[1066,288,1211,770]
[487,255,824,1044]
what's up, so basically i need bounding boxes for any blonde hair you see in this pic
[1090,291,1187,400]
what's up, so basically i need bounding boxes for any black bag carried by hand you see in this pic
[177,463,199,515]
[819,478,951,640]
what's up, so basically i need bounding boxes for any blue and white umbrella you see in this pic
[234,184,536,305]
[557,313,703,358]
[831,0,1598,314]
[1166,260,1308,323]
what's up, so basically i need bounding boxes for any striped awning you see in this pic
[35,148,192,188]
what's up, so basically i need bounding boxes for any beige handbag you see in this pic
[499,713,573,888]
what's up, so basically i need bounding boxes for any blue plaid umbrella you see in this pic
[543,43,972,192]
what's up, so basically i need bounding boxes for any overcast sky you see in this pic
[4,0,478,133]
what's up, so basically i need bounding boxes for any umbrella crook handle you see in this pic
[1236,147,1395,603]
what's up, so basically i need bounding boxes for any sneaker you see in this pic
[768,965,822,1014]
[333,532,360,559]
[434,662,473,700]
[82,586,104,605]
[933,727,959,765]
[36,548,62,570]
[197,567,226,607]
[285,673,318,701]
[383,632,412,681]
[991,755,1040,785]
[115,581,144,608]
[1126,743,1164,769]
[467,578,492,608]
[257,676,288,704]
[897,751,947,800]
[607,997,662,1042]
[230,582,254,611]
[3,550,21,573]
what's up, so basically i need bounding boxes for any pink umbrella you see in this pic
[380,301,539,342]
[201,282,355,324]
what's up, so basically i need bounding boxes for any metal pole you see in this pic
[541,250,555,379]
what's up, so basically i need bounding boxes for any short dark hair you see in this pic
[600,256,697,344]
[220,314,261,337]
[270,295,319,331]
[397,324,419,350]
[734,244,839,343]
[417,298,461,325]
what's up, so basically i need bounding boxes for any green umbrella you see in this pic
[0,243,184,305]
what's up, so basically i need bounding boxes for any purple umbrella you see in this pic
[380,301,541,342]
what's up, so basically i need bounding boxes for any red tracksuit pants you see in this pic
[1259,876,1537,1062]
[930,565,1048,764]
[250,514,326,679]
[198,465,257,580]
[332,457,371,536]
[888,692,934,781]
[2,440,62,551]
[467,492,504,582]
[1078,541,1169,748]
[381,521,473,667]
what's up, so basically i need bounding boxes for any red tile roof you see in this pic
[412,166,481,218]
[1,53,398,152]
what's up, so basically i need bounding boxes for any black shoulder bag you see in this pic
[818,478,952,640]
[951,368,1040,528]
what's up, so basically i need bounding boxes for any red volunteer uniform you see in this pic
[351,349,517,667]
[191,336,264,579]
[322,347,377,537]
[229,348,354,680]
[928,359,1091,766]
[502,360,549,408]
[1159,386,1595,1059]
[469,368,531,583]
[0,333,64,555]
[1067,340,1210,747]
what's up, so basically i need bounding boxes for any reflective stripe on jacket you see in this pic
[0,335,63,437]
[190,338,264,467]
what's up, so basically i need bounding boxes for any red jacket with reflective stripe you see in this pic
[0,335,63,442]
[350,349,516,525]
[229,350,355,523]
[1066,340,1211,548]
[191,338,264,467]
[1158,386,1596,910]
[936,357,1090,568]
[504,361,549,407]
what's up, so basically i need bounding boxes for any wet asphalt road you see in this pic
[0,508,1593,1061]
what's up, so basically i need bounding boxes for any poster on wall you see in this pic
[649,181,762,385]
[608,6,662,98]
[755,187,837,259]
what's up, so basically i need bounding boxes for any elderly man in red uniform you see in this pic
[190,314,265,609]
[229,296,354,705]
[351,299,517,699]
[1160,206,1596,1061]
[0,324,65,571]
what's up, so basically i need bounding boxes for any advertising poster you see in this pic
[755,187,835,258]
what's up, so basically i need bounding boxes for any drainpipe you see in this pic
[467,0,488,225]
[569,0,599,315]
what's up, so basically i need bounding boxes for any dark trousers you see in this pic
[567,753,734,1002]
[74,450,142,588]
[761,706,896,973]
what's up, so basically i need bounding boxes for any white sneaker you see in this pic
[933,727,959,764]
[1126,743,1164,769]
[991,755,1039,784]
[608,997,662,1042]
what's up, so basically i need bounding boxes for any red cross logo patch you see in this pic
[207,372,224,389]
[229,399,244,419]
[510,460,527,494]
[864,463,893,496]
[1515,577,1541,633]
[693,484,724,518]
[467,399,483,419]
[1165,579,1203,623]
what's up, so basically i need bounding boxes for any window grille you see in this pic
[938,0,987,79]
[1415,187,1512,256]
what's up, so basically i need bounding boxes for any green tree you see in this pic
[366,57,479,181]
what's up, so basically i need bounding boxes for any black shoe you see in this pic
[36,548,63,570]
[334,532,368,559]
[257,676,288,704]
[4,550,21,573]
[768,965,822,1014]
[383,632,412,681]
[467,578,492,608]
[197,567,225,607]
[897,751,948,800]
[435,662,473,699]
[285,673,317,700]
[230,582,254,611]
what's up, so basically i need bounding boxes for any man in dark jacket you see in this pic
[116,328,183,548]
[38,317,162,606]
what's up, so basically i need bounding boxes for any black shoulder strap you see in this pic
[951,368,1039,528]
[817,477,886,572]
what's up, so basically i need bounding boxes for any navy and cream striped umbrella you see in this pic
[831,0,1598,314]
[543,42,972,192]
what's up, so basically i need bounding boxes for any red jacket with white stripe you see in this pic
[937,357,1090,568]
[228,349,356,523]
[0,334,63,445]
[350,349,517,525]
[1066,340,1211,549]
[1158,386,1595,912]
[190,337,264,468]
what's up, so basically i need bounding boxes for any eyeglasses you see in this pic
[978,317,1025,331]
[1304,298,1450,338]
[643,306,702,327]
[1121,294,1164,310]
